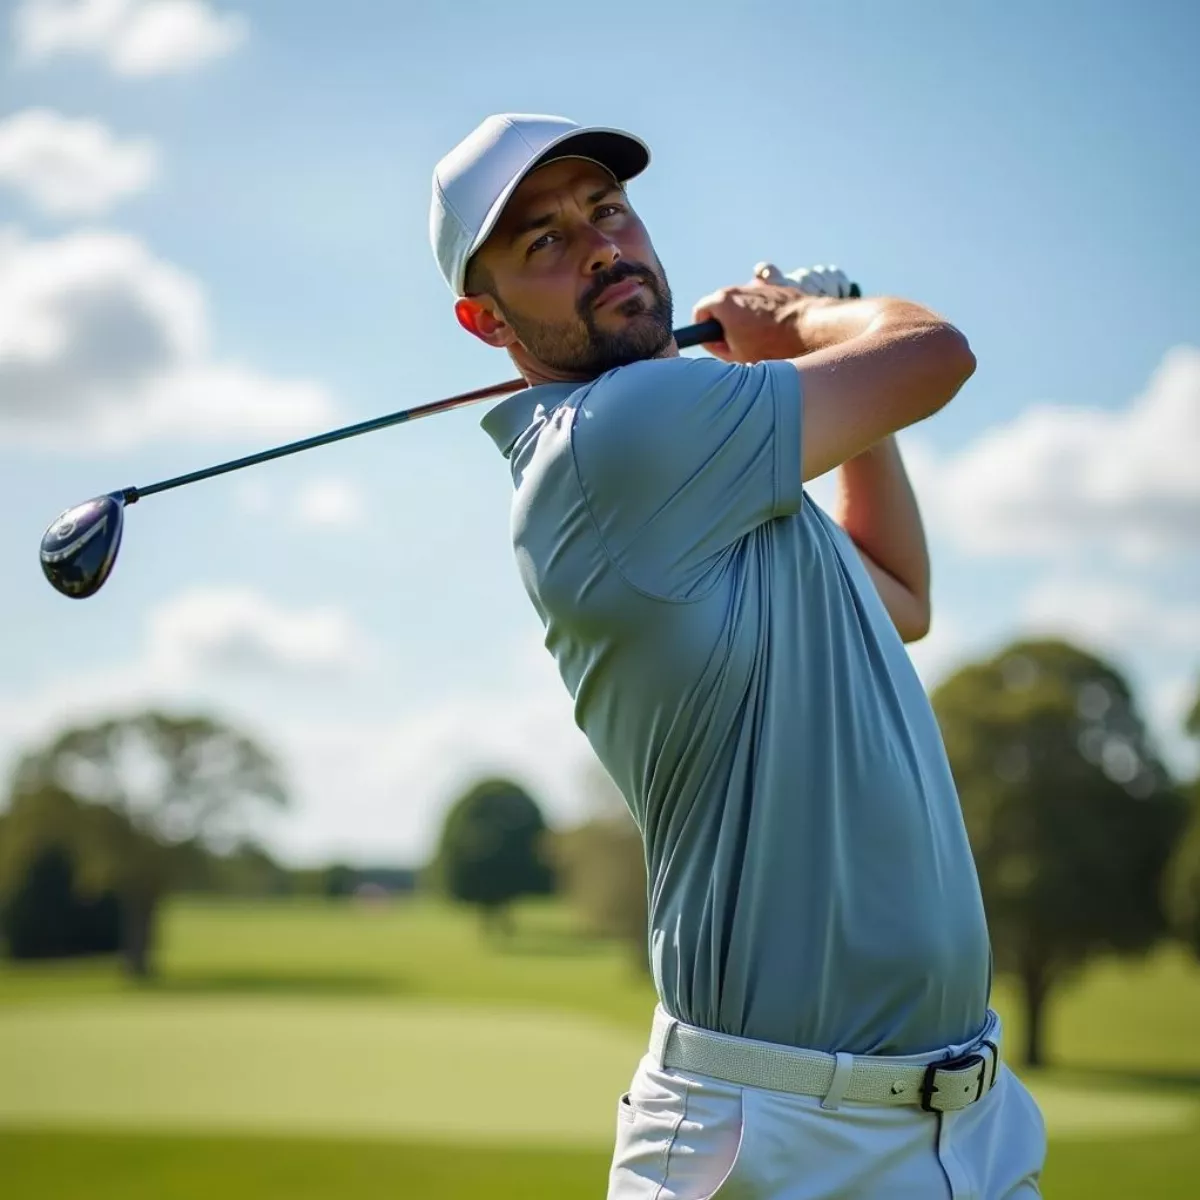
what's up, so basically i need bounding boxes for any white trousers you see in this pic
[606,1011,1047,1199]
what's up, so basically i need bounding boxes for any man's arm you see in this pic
[692,280,969,641]
[835,437,931,642]
[691,285,974,482]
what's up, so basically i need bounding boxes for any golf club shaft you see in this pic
[121,318,726,504]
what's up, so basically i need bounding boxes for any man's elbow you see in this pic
[895,589,932,643]
[900,605,932,644]
[926,324,975,412]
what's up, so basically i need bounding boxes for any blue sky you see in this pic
[1,0,1197,865]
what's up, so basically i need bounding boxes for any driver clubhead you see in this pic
[40,494,125,598]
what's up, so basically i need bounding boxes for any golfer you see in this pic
[431,114,1047,1198]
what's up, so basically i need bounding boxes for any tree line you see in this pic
[1,637,1198,1068]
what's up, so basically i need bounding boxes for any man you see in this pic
[430,113,1047,1198]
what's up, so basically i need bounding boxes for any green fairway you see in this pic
[2,896,1199,1198]
[0,896,659,1024]
[3,991,1195,1146]
[0,995,644,1146]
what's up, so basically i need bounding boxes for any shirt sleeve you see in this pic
[570,355,803,600]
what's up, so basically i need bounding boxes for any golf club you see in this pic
[39,284,860,600]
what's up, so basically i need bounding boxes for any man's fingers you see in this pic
[689,291,736,359]
[691,287,732,324]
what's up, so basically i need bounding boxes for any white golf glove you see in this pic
[754,262,857,298]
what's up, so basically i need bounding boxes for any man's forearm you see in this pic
[834,436,931,634]
[787,295,947,357]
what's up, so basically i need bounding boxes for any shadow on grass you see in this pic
[1048,1064,1200,1095]
[144,971,406,997]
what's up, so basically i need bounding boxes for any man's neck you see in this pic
[513,339,680,389]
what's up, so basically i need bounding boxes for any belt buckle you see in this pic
[919,1051,989,1114]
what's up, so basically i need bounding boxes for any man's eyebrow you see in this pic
[509,211,555,244]
[587,183,622,204]
[507,184,625,245]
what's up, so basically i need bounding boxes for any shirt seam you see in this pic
[772,363,784,516]
[567,400,728,608]
[772,359,804,519]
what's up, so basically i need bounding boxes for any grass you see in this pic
[0,996,644,1145]
[0,895,658,1025]
[1,894,1199,1198]
[3,1125,1199,1200]
[0,1129,612,1200]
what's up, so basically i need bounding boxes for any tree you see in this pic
[1,843,120,959]
[932,638,1187,1067]
[0,711,287,978]
[548,765,649,971]
[432,777,555,937]
[323,863,358,898]
[1165,680,1200,953]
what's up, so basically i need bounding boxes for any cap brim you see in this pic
[458,126,650,294]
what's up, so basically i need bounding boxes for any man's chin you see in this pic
[598,300,671,337]
[594,325,673,371]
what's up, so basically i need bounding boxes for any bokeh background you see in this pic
[1,1,1198,1196]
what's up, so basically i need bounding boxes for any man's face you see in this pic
[464,158,674,375]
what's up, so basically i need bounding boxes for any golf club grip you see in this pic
[675,283,863,350]
[674,318,724,348]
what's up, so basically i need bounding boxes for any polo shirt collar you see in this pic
[480,381,580,459]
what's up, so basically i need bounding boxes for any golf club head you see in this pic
[39,494,125,598]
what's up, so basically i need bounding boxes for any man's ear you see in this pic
[455,297,516,348]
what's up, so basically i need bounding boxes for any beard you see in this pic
[498,260,675,376]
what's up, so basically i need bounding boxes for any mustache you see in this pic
[579,262,659,314]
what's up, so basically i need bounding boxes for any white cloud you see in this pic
[1020,577,1200,657]
[907,346,1200,562]
[0,227,336,450]
[138,364,335,444]
[294,479,365,528]
[14,0,247,77]
[0,589,369,748]
[268,636,597,863]
[0,621,594,865]
[0,109,157,216]
[147,587,369,677]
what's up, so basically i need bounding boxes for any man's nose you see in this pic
[581,225,621,274]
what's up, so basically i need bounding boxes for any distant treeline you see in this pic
[189,849,422,900]
[0,837,420,960]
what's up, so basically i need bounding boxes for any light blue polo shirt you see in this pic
[482,354,992,1056]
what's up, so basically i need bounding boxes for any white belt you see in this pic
[649,1006,1001,1114]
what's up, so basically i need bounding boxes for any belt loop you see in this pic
[650,1006,678,1070]
[820,1052,854,1111]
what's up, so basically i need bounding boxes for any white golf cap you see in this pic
[430,113,650,295]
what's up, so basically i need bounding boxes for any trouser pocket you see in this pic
[607,1060,748,1200]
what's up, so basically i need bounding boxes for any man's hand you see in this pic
[691,279,831,364]
[691,263,855,365]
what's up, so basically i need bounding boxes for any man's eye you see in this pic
[595,204,624,219]
[528,232,556,255]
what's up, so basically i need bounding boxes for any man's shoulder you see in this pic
[585,354,735,397]
[572,356,797,459]
[572,355,746,433]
